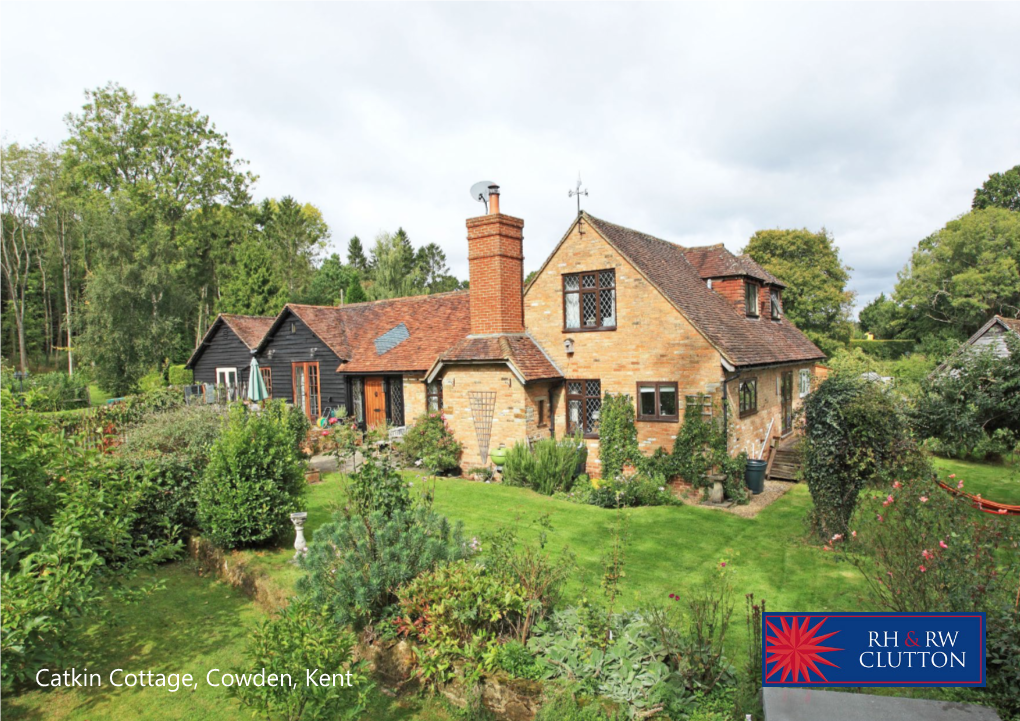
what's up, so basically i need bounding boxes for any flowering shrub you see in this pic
[500,435,585,495]
[396,412,462,474]
[835,472,1020,718]
[565,472,678,509]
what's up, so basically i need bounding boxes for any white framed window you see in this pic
[799,369,812,398]
[216,367,238,388]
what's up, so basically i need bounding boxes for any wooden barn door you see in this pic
[365,377,386,427]
[292,362,321,421]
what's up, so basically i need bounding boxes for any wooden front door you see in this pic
[292,362,321,421]
[781,370,794,435]
[365,377,387,427]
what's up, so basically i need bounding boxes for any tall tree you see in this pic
[259,196,329,297]
[303,253,358,306]
[1,142,44,371]
[369,230,418,300]
[64,83,254,391]
[743,228,855,351]
[218,239,289,316]
[345,275,368,304]
[893,208,1020,340]
[857,292,902,339]
[972,165,1020,212]
[346,235,369,274]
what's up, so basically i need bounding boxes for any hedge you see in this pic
[849,339,914,360]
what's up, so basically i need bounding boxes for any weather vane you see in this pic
[568,174,588,216]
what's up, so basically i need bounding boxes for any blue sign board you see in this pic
[762,612,985,687]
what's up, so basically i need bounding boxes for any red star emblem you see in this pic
[765,616,843,683]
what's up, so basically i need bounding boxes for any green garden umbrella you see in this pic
[247,356,269,403]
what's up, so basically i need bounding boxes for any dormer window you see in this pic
[770,289,782,320]
[564,270,616,331]
[745,282,760,318]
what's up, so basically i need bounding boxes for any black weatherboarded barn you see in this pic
[186,314,275,388]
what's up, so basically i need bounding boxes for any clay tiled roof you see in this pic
[436,334,563,382]
[185,313,274,367]
[583,213,824,368]
[335,291,472,374]
[221,314,275,349]
[285,304,351,359]
[681,244,784,287]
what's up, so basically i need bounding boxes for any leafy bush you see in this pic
[137,367,167,393]
[500,435,585,495]
[167,364,193,386]
[495,640,544,680]
[598,393,640,481]
[394,559,527,686]
[196,401,306,548]
[1,368,90,411]
[913,334,1020,460]
[803,374,930,538]
[396,412,463,474]
[344,455,413,518]
[534,686,625,721]
[849,338,915,360]
[670,396,748,503]
[229,598,372,721]
[582,472,678,509]
[298,505,468,630]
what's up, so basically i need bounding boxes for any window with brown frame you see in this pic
[770,288,782,320]
[427,379,443,412]
[566,379,601,437]
[563,270,616,330]
[738,378,758,417]
[260,367,273,398]
[637,382,678,421]
[745,282,760,317]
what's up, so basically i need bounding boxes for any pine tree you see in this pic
[347,235,369,273]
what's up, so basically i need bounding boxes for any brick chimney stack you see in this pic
[466,185,525,335]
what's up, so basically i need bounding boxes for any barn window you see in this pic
[637,382,679,421]
[260,367,273,397]
[739,378,758,417]
[427,379,443,412]
[563,270,616,330]
[216,367,238,388]
[566,379,601,437]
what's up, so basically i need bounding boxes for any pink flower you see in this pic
[920,496,928,503]
[919,565,927,573]
[887,571,893,578]
[948,474,956,479]
[957,480,964,489]
[719,562,727,567]
[922,549,933,560]
[998,508,1008,514]
[851,530,857,538]
[831,533,843,542]
[939,540,948,549]
[877,514,884,522]
[893,481,902,489]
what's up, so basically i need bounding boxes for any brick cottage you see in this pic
[187,186,824,475]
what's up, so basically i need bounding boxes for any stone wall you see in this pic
[402,373,427,422]
[440,364,528,468]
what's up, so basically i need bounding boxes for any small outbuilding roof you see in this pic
[185,313,275,368]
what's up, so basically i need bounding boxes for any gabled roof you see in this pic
[934,314,1020,375]
[335,291,472,374]
[260,304,351,360]
[579,213,824,368]
[428,333,563,384]
[185,313,274,368]
[681,245,784,287]
[999,316,1020,334]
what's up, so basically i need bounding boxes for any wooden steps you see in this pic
[767,440,803,482]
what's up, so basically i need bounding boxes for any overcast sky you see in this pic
[3,3,1019,313]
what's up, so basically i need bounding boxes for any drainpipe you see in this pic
[721,359,740,453]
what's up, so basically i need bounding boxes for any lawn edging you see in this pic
[187,534,293,611]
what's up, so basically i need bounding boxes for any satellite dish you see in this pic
[470,180,498,211]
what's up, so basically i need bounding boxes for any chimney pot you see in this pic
[488,184,500,215]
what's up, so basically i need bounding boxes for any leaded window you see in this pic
[739,378,758,417]
[637,382,679,421]
[427,379,443,412]
[563,270,616,330]
[351,377,364,424]
[566,379,601,437]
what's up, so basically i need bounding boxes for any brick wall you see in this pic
[727,363,815,458]
[524,381,557,443]
[466,213,525,335]
[712,277,745,314]
[524,218,725,475]
[439,364,529,469]
[402,374,427,422]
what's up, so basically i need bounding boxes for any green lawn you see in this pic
[228,473,861,656]
[0,563,458,721]
[89,384,112,405]
[932,456,1020,505]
